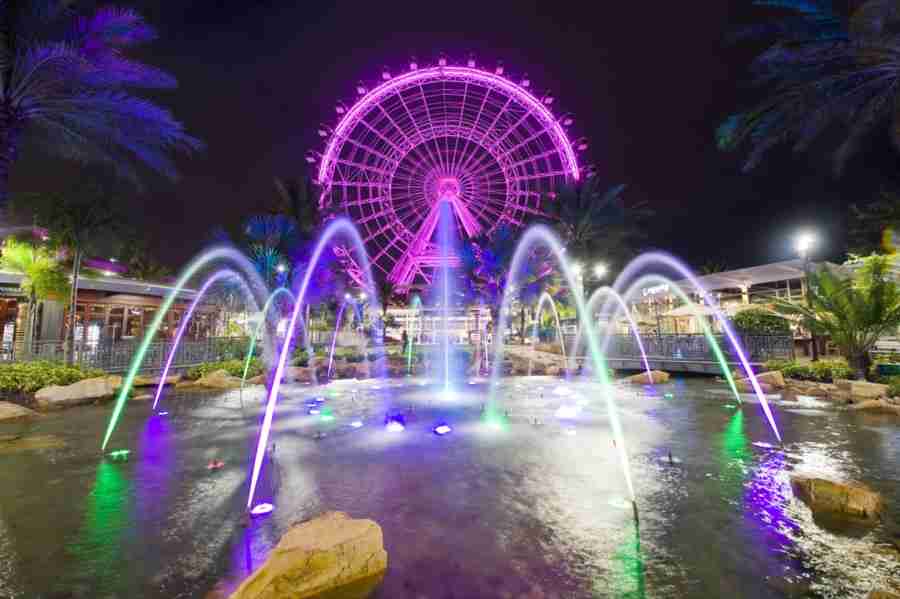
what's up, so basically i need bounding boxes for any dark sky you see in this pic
[13,1,894,269]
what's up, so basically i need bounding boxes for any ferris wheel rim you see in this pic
[317,65,580,192]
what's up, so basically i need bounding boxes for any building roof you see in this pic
[0,271,197,300]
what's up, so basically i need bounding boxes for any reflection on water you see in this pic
[0,377,897,598]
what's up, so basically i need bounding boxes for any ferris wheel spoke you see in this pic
[455,95,514,175]
[376,103,436,173]
[397,91,443,173]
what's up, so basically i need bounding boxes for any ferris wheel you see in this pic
[314,59,582,288]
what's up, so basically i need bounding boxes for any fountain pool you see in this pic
[0,377,897,598]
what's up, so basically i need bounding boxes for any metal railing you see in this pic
[4,337,251,373]
[589,334,794,364]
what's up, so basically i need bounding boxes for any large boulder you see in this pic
[624,370,670,385]
[34,375,122,411]
[791,476,883,522]
[133,374,182,387]
[229,511,387,599]
[0,402,38,441]
[195,370,243,389]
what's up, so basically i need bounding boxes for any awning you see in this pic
[663,303,718,317]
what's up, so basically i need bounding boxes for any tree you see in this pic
[0,237,68,353]
[719,1,900,173]
[774,256,900,379]
[847,188,900,255]
[0,3,201,205]
[548,180,653,270]
[124,244,172,282]
[13,180,125,363]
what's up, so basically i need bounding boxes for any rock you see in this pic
[785,379,832,397]
[34,375,123,411]
[735,378,774,394]
[133,393,153,402]
[246,374,266,385]
[847,399,900,415]
[868,591,900,599]
[753,370,785,389]
[195,370,243,389]
[850,381,890,401]
[0,401,38,441]
[229,511,387,599]
[790,476,883,522]
[133,374,182,387]
[624,370,670,385]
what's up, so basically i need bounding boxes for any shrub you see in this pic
[763,358,853,382]
[184,358,262,381]
[0,361,105,394]
[887,376,900,398]
[732,308,790,336]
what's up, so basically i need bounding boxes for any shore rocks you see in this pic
[784,379,833,397]
[34,375,122,411]
[624,370,670,385]
[791,476,883,522]
[735,379,774,394]
[868,591,900,599]
[834,379,890,403]
[195,370,243,389]
[229,511,387,599]
[0,401,38,441]
[133,374,182,387]
[847,399,900,416]
[754,370,786,389]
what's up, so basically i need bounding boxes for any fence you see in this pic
[6,337,251,373]
[589,334,794,365]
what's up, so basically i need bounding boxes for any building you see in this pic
[0,270,220,357]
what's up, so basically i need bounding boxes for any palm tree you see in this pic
[0,3,201,204]
[847,188,900,255]
[548,180,653,269]
[774,256,900,379]
[13,180,125,363]
[719,1,900,173]
[0,237,68,354]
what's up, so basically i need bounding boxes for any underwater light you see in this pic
[108,449,130,461]
[433,423,452,436]
[158,411,169,416]
[350,419,364,428]
[250,503,274,516]
[664,393,674,399]
[308,408,320,415]
[315,396,325,403]
[385,416,405,433]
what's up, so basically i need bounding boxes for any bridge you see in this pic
[569,334,794,374]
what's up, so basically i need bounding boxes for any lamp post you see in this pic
[796,232,818,361]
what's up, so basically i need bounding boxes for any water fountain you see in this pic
[405,295,422,375]
[528,291,567,377]
[152,269,253,411]
[101,246,268,451]
[246,218,382,511]
[602,252,782,442]
[240,287,296,393]
[488,224,636,502]
[326,297,365,379]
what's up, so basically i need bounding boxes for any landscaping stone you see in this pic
[847,399,900,416]
[790,476,883,522]
[34,375,123,411]
[624,370,670,385]
[753,370,785,389]
[868,591,900,599]
[0,402,38,441]
[195,370,243,389]
[735,378,774,394]
[246,374,266,385]
[784,379,832,397]
[133,374,182,387]
[228,511,387,599]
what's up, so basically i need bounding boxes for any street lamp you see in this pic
[276,263,287,274]
[358,292,367,301]
[593,262,608,280]
[795,231,818,361]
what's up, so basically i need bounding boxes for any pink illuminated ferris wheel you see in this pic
[314,60,581,288]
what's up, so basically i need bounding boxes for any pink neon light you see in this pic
[152,270,240,411]
[317,64,580,286]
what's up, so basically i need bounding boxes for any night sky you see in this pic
[12,1,897,270]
